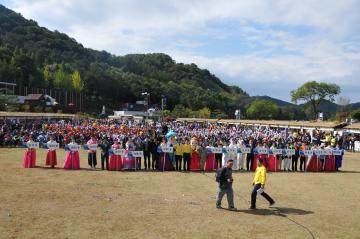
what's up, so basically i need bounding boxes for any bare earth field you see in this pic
[0,148,359,239]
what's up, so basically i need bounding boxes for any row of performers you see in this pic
[23,138,344,172]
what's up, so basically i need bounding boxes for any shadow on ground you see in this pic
[236,207,314,217]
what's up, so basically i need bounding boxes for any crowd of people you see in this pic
[0,117,352,172]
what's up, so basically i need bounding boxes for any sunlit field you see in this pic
[0,148,359,239]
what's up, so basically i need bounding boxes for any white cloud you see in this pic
[4,0,360,101]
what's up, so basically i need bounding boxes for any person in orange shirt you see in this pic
[299,142,306,171]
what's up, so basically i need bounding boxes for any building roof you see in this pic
[176,118,219,123]
[25,94,44,100]
[344,122,360,130]
[176,118,345,130]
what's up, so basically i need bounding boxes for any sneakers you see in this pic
[228,207,237,211]
[216,205,222,209]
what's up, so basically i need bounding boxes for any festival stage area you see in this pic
[0,148,359,239]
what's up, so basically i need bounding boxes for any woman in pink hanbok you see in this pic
[109,140,123,171]
[45,136,57,168]
[64,138,80,170]
[23,138,37,168]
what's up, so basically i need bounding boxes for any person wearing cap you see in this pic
[215,159,237,211]
[250,158,275,209]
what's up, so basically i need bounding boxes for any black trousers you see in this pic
[292,155,298,171]
[299,156,306,171]
[246,154,253,171]
[136,157,141,169]
[101,154,109,170]
[183,153,191,171]
[144,152,151,169]
[88,152,97,167]
[151,152,157,170]
[215,153,222,168]
[251,184,274,208]
[175,155,182,171]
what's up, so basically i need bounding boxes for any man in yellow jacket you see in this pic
[174,139,183,171]
[182,138,192,171]
[250,158,275,209]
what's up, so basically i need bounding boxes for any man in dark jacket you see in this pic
[99,137,111,170]
[149,137,158,170]
[215,159,236,211]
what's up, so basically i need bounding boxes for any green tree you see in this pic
[351,108,360,121]
[71,70,84,92]
[291,81,340,119]
[198,107,211,118]
[43,65,50,87]
[53,66,72,90]
[246,99,279,119]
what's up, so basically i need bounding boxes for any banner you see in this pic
[314,149,323,156]
[324,149,333,156]
[240,147,251,154]
[303,149,314,156]
[225,148,237,154]
[206,147,223,154]
[157,146,173,153]
[46,142,59,150]
[130,151,144,157]
[257,148,268,154]
[26,142,39,149]
[68,144,81,152]
[285,149,296,156]
[113,149,125,156]
[271,149,283,155]
[86,144,98,151]
[332,149,343,156]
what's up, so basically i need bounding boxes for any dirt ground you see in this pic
[0,148,359,239]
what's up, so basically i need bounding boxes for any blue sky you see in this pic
[1,0,360,103]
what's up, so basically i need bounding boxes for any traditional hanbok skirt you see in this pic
[204,153,218,171]
[267,154,279,172]
[156,153,174,171]
[23,149,36,168]
[252,154,267,171]
[190,151,200,171]
[306,155,322,172]
[109,155,123,171]
[324,155,335,172]
[45,150,57,166]
[64,151,80,170]
[123,151,136,170]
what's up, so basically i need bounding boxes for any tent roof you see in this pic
[176,118,344,129]
[0,111,75,119]
[344,122,360,130]
[25,94,43,100]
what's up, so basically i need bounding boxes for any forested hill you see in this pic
[0,4,250,115]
